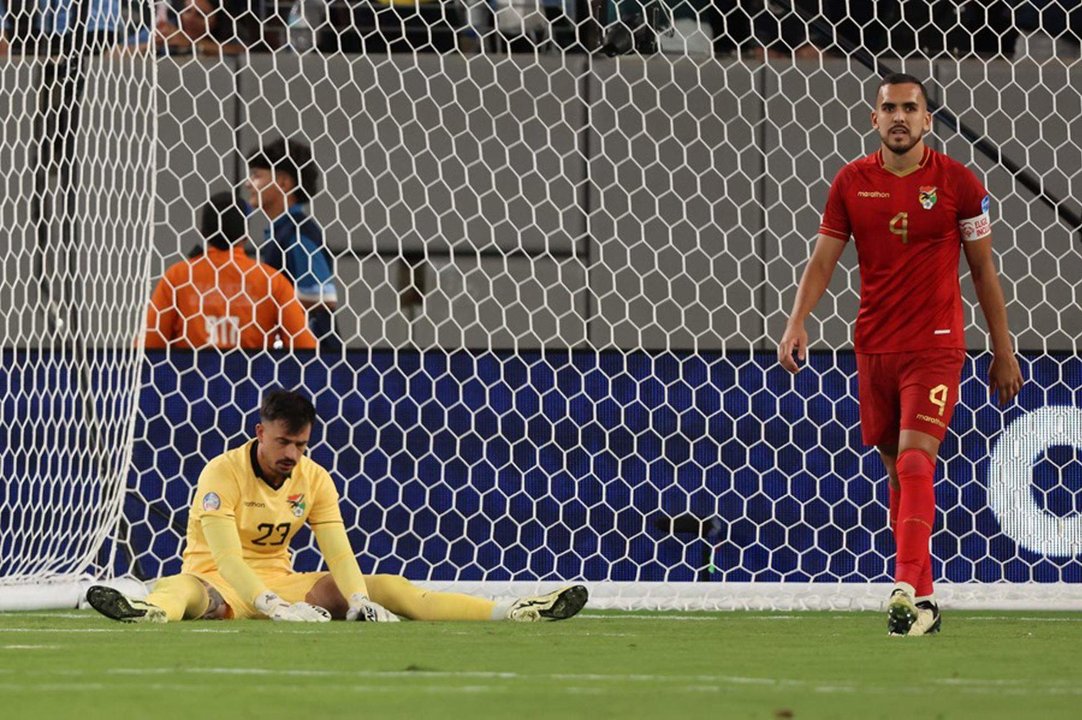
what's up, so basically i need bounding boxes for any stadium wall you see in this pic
[1,56,1078,352]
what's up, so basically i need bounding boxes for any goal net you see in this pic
[1,2,1081,611]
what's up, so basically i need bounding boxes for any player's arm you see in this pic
[309,471,397,621]
[311,522,367,598]
[311,523,397,621]
[200,515,329,622]
[962,234,1023,406]
[200,515,271,605]
[778,233,847,373]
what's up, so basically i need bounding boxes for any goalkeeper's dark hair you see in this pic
[877,73,929,105]
[198,191,247,251]
[260,389,317,434]
[246,137,320,204]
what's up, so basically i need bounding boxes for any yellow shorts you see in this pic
[186,569,331,620]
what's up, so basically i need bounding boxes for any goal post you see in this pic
[0,2,157,607]
[2,3,1082,612]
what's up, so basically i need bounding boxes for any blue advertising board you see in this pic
[2,350,1080,584]
[122,350,1082,584]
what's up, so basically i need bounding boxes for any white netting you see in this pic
[0,1,156,591]
[2,2,1081,611]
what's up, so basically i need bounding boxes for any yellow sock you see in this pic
[145,574,210,622]
[366,574,496,621]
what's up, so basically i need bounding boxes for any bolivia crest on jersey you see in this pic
[919,185,937,210]
[287,493,306,518]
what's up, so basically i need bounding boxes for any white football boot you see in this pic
[507,585,588,622]
[87,585,167,624]
[886,586,918,636]
[908,599,942,636]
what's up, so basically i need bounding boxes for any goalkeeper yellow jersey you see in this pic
[182,440,345,576]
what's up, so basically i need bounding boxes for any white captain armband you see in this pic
[959,195,991,241]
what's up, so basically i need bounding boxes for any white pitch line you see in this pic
[0,627,244,634]
[0,628,126,634]
[0,683,107,691]
[578,614,719,621]
[0,680,515,695]
[100,666,856,690]
[184,629,241,633]
[6,613,89,619]
[2,645,60,650]
[15,667,1082,698]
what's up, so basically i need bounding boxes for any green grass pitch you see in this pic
[2,609,1081,719]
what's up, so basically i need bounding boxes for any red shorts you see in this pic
[856,349,966,446]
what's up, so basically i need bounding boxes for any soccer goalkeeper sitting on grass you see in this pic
[88,389,587,624]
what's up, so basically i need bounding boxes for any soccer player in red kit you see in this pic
[777,74,1024,636]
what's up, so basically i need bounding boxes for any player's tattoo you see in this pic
[197,579,231,620]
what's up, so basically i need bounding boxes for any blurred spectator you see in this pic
[324,0,471,53]
[658,0,723,56]
[485,0,578,51]
[145,192,318,351]
[598,0,678,55]
[246,137,341,352]
[0,0,123,54]
[1013,0,1082,59]
[127,0,246,56]
[748,0,824,59]
[822,1,968,58]
[598,0,826,58]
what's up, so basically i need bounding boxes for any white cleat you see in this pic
[887,588,918,636]
[908,600,942,636]
[87,585,167,624]
[507,585,588,622]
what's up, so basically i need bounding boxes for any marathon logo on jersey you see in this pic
[287,493,307,518]
[919,185,938,210]
[202,492,221,512]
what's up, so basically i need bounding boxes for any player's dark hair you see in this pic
[260,389,317,434]
[246,137,320,204]
[199,191,247,251]
[877,73,929,105]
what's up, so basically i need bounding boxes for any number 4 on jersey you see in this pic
[889,211,909,244]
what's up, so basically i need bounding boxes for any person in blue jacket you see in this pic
[246,137,341,351]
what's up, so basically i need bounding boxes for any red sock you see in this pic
[889,482,900,535]
[888,480,934,595]
[916,555,934,599]
[892,480,935,597]
[894,449,936,590]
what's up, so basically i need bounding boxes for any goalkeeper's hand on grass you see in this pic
[346,593,399,622]
[255,591,331,622]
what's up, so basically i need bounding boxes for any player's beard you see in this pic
[883,126,923,155]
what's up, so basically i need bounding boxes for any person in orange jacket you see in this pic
[145,192,317,351]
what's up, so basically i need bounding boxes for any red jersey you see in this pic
[145,245,317,351]
[819,146,991,353]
